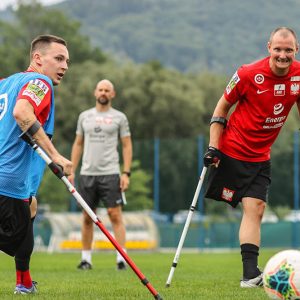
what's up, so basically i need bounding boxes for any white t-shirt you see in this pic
[76,107,131,175]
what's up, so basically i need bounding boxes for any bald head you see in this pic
[96,79,114,91]
[269,27,298,47]
[94,79,116,107]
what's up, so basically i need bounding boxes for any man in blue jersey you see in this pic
[0,34,72,294]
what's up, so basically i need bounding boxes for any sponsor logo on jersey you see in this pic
[257,89,269,94]
[254,74,264,84]
[273,103,284,115]
[291,76,300,81]
[94,126,102,133]
[221,187,234,202]
[290,83,300,95]
[274,84,285,96]
[226,71,240,94]
[263,103,286,129]
[0,93,8,120]
[95,116,113,124]
[22,79,49,106]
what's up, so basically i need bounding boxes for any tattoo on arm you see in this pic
[19,119,32,131]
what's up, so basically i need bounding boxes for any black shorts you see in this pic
[78,174,123,210]
[0,195,31,256]
[205,153,271,208]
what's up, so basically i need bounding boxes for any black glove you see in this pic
[203,146,222,167]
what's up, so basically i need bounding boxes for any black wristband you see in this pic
[122,171,131,177]
[27,120,41,136]
[210,117,227,128]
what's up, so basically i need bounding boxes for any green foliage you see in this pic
[123,161,153,211]
[56,0,300,74]
[37,160,152,212]
[0,1,299,213]
[0,0,107,76]
[37,168,71,211]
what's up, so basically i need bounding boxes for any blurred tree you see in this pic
[123,161,153,211]
[38,160,152,211]
[0,0,107,76]
[1,0,298,213]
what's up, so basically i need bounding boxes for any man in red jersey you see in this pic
[204,27,300,288]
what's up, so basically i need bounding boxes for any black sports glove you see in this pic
[203,146,222,167]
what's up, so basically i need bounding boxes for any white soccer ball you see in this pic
[263,250,300,300]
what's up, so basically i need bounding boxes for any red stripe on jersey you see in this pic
[16,78,52,126]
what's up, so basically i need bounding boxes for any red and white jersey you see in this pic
[220,56,300,162]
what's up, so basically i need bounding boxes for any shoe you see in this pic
[240,273,263,288]
[14,281,38,294]
[117,261,127,270]
[77,260,92,270]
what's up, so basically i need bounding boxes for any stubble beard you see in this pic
[97,98,109,105]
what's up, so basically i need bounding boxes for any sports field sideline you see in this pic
[0,250,277,299]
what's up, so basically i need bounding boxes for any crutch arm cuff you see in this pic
[26,120,42,136]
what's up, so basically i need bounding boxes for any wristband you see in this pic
[210,117,227,128]
[122,171,131,177]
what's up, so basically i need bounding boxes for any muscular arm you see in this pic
[209,95,233,148]
[13,99,72,175]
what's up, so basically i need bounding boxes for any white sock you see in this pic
[82,250,92,264]
[116,248,127,263]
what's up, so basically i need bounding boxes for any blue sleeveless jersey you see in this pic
[0,72,55,199]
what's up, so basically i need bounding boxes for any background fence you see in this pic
[41,129,300,250]
[132,129,299,214]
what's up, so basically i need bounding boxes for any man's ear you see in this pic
[267,42,271,54]
[32,52,42,66]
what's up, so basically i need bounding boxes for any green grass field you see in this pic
[0,250,278,299]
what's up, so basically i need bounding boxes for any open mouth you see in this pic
[57,73,64,80]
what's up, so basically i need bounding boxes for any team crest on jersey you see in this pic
[22,79,49,106]
[0,93,8,120]
[290,83,300,95]
[221,187,234,202]
[254,74,264,84]
[226,71,240,94]
[274,84,285,96]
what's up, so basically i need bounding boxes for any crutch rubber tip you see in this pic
[165,283,170,288]
[154,294,163,300]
